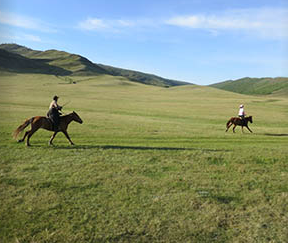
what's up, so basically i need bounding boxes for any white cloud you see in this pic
[78,17,134,31]
[77,8,288,40]
[166,8,288,40]
[116,19,136,27]
[78,18,108,30]
[21,34,42,42]
[77,17,156,32]
[167,15,261,29]
[0,10,57,33]
[0,31,42,43]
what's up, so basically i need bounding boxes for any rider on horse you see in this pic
[47,95,62,131]
[238,104,245,122]
[226,104,253,133]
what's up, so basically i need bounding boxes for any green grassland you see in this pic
[1,73,288,242]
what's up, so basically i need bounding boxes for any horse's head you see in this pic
[248,116,253,123]
[72,111,83,124]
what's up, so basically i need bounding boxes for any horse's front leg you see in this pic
[49,132,58,145]
[245,125,253,133]
[62,130,74,145]
[241,126,244,133]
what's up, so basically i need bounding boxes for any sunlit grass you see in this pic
[0,73,288,242]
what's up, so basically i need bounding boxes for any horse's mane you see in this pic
[60,112,74,119]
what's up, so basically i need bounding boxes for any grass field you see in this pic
[0,73,288,242]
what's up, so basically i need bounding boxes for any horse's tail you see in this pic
[13,117,34,139]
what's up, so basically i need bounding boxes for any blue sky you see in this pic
[0,0,287,84]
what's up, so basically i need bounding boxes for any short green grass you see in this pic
[1,73,288,242]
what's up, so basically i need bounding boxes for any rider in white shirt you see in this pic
[238,104,245,120]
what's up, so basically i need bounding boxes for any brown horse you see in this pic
[13,111,83,146]
[226,116,253,133]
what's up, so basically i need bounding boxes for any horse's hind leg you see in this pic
[26,127,40,146]
[49,132,58,145]
[226,123,232,132]
[18,131,29,143]
[26,131,34,146]
[232,125,237,133]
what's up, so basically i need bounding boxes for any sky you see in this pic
[0,0,287,85]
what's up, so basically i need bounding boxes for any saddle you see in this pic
[47,117,60,131]
[47,117,55,130]
[238,117,245,125]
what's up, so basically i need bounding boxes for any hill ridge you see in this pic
[0,48,72,75]
[210,77,288,96]
[0,43,190,87]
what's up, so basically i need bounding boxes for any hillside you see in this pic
[0,49,71,75]
[99,64,189,87]
[210,77,288,96]
[0,43,190,87]
[0,44,110,76]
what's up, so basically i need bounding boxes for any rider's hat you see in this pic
[53,95,59,100]
[239,104,244,108]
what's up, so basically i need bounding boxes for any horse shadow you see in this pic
[51,144,230,152]
[263,133,288,137]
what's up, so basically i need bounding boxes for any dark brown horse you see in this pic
[226,116,253,133]
[13,111,83,146]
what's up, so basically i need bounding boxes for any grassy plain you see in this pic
[0,73,288,242]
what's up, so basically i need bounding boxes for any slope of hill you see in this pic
[0,44,108,76]
[0,43,42,57]
[99,64,189,87]
[210,77,288,96]
[0,49,71,75]
[35,50,109,75]
[0,43,190,87]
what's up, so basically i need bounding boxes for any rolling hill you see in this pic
[98,64,189,87]
[0,49,71,75]
[210,77,288,96]
[1,43,287,93]
[0,44,115,76]
[0,43,190,87]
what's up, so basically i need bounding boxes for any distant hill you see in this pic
[210,77,288,96]
[0,43,190,87]
[98,64,189,87]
